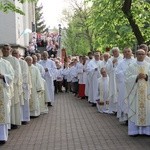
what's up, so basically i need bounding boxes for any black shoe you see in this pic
[0,141,6,145]
[125,120,128,125]
[92,103,96,107]
[113,112,117,116]
[30,116,39,119]
[81,97,85,99]
[11,124,18,129]
[59,90,63,93]
[48,102,52,107]
[129,134,138,137]
[22,121,28,125]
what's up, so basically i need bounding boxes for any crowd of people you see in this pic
[25,32,59,58]
[0,43,150,145]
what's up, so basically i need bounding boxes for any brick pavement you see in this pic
[1,93,150,150]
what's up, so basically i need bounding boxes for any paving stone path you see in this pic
[1,93,150,150]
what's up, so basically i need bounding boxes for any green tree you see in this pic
[35,2,47,33]
[63,0,150,54]
[88,0,150,49]
[0,0,36,15]
[62,1,95,55]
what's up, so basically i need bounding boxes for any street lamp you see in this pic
[58,24,62,57]
[47,26,50,33]
[58,24,62,48]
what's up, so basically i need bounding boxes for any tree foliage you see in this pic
[0,0,37,15]
[62,0,150,55]
[89,0,150,48]
[62,1,94,55]
[35,2,47,33]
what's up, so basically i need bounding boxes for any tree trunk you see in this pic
[85,28,94,51]
[122,0,145,45]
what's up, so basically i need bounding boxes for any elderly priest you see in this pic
[0,50,14,144]
[126,49,150,136]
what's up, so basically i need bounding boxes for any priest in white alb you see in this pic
[12,49,31,124]
[25,56,43,117]
[87,52,101,106]
[0,51,14,144]
[116,48,135,122]
[106,47,123,114]
[32,55,48,114]
[100,53,110,69]
[39,51,57,106]
[2,44,22,129]
[125,49,150,136]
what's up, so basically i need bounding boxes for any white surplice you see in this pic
[77,62,84,84]
[56,68,63,81]
[84,59,92,97]
[144,56,150,63]
[100,60,108,69]
[95,76,109,113]
[35,63,45,77]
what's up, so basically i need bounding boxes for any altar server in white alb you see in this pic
[85,52,93,98]
[95,68,109,113]
[125,49,150,136]
[0,50,14,144]
[25,56,43,117]
[77,56,84,99]
[55,60,63,93]
[116,48,135,123]
[70,59,78,95]
[12,49,31,124]
[78,56,87,99]
[39,51,57,106]
[2,44,22,129]
[106,47,123,114]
